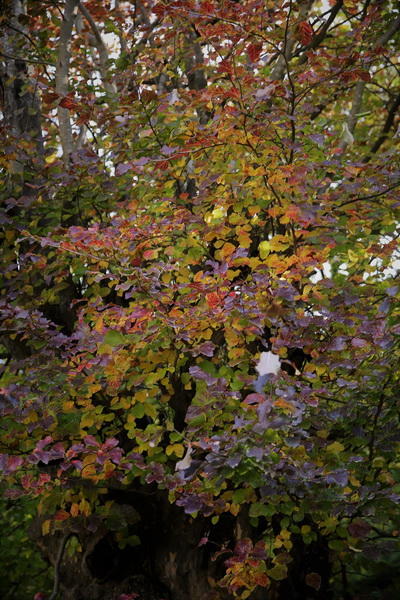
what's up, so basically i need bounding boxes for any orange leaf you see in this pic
[54,509,70,521]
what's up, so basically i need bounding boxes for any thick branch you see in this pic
[363,92,400,161]
[271,0,314,81]
[114,0,127,54]
[297,0,343,65]
[377,13,400,47]
[341,13,400,151]
[78,1,117,96]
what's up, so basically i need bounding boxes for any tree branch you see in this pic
[363,92,400,160]
[78,1,117,96]
[271,0,314,81]
[48,533,72,600]
[341,13,400,152]
[297,0,343,65]
[377,13,400,48]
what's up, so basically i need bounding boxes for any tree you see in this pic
[1,1,400,599]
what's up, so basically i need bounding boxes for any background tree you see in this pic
[1,1,400,599]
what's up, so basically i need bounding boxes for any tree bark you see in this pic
[1,0,44,181]
[32,488,239,600]
[55,0,79,161]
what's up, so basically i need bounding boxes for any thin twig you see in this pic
[0,50,53,66]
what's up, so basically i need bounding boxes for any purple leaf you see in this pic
[132,157,150,167]
[234,538,253,559]
[255,85,274,100]
[226,454,241,468]
[326,469,348,487]
[386,286,398,297]
[84,435,100,447]
[116,163,131,175]
[309,133,325,146]
[329,337,346,351]
[351,338,367,348]
[36,436,53,450]
[197,341,216,357]
[176,494,204,514]
[189,366,218,386]
[0,454,24,474]
[348,519,371,538]
[161,145,176,156]
[145,462,164,484]
[247,447,264,460]
[103,437,119,449]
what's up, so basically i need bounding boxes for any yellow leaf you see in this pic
[347,249,359,264]
[315,365,327,376]
[42,519,51,536]
[81,413,95,429]
[267,564,288,580]
[63,401,75,412]
[166,443,185,457]
[326,441,344,454]
[88,383,102,396]
[349,475,361,487]
[45,153,58,164]
[230,503,240,516]
[79,498,91,517]
[269,235,290,252]
[5,229,15,243]
[259,240,271,259]
[70,502,79,517]
[237,229,252,248]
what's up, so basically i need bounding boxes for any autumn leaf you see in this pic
[247,43,263,63]
[297,21,313,45]
[305,572,321,591]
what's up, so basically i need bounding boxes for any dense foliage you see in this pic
[1,1,400,598]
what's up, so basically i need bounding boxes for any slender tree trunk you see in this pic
[55,0,79,161]
[1,0,44,184]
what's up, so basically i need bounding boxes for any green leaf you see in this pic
[103,330,126,346]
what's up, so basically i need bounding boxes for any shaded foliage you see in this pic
[1,1,400,599]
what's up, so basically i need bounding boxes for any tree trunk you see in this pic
[32,488,240,600]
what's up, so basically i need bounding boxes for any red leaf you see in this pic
[206,291,225,308]
[152,4,166,18]
[217,60,234,75]
[201,0,215,12]
[247,43,262,63]
[59,95,79,110]
[305,572,321,591]
[43,91,59,104]
[243,393,265,405]
[297,21,313,45]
